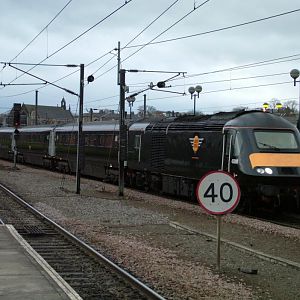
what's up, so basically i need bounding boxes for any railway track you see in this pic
[240,211,300,230]
[0,183,165,300]
[169,221,300,271]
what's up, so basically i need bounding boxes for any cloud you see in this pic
[0,0,299,114]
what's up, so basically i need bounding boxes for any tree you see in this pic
[269,98,280,110]
[283,100,298,113]
[137,105,157,117]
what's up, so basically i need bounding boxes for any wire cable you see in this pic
[182,55,300,80]
[124,8,300,48]
[91,0,182,76]
[9,0,74,63]
[95,0,211,79]
[2,1,133,88]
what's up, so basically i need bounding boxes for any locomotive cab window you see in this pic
[225,130,235,156]
[254,130,298,150]
[233,131,242,157]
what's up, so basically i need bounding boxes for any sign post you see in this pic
[196,170,241,271]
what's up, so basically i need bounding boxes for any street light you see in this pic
[126,96,136,119]
[89,108,100,121]
[188,85,202,116]
[262,102,269,111]
[290,68,300,130]
[275,102,283,110]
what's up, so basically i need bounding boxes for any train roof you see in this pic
[145,110,297,132]
[53,121,120,132]
[0,125,54,133]
[224,111,297,129]
[55,120,151,132]
[145,111,247,132]
[0,127,15,133]
[18,126,55,133]
[0,111,295,134]
[128,122,150,132]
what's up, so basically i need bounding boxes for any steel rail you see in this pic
[0,182,165,300]
[169,221,300,271]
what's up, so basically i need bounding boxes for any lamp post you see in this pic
[188,85,202,115]
[89,108,99,122]
[262,102,269,112]
[290,69,300,130]
[126,96,136,119]
[275,102,282,112]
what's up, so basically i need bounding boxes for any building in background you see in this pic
[5,98,74,126]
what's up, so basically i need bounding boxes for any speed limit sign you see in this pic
[196,170,241,215]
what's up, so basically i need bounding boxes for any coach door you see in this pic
[221,129,236,173]
[48,130,56,157]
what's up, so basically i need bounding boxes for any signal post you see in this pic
[12,103,21,168]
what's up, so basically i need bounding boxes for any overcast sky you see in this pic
[0,0,300,115]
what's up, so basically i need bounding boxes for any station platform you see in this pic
[0,225,81,300]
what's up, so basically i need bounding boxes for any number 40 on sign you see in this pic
[196,171,241,215]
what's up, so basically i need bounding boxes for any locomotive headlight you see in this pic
[265,167,273,175]
[256,167,273,175]
[256,168,265,174]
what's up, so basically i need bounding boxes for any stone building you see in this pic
[6,98,74,126]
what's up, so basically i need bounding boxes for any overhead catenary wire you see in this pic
[182,55,300,80]
[124,8,300,49]
[82,82,295,115]
[95,0,212,80]
[1,3,297,99]
[82,79,295,112]
[90,0,182,77]
[0,0,188,97]
[82,91,299,112]
[51,7,300,84]
[129,71,289,88]
[1,52,298,100]
[122,0,211,63]
[1,2,296,113]
[0,0,74,91]
[2,0,133,88]
[4,0,74,65]
[130,54,300,86]
[8,63,79,96]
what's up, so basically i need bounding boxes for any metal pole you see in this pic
[193,94,196,116]
[90,108,93,122]
[297,83,300,130]
[143,94,146,118]
[117,41,121,85]
[119,69,126,197]
[217,215,221,271]
[13,132,17,169]
[76,64,84,194]
[35,90,38,125]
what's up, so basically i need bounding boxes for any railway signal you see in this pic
[13,103,21,128]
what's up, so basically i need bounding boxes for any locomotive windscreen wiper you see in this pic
[257,142,280,150]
